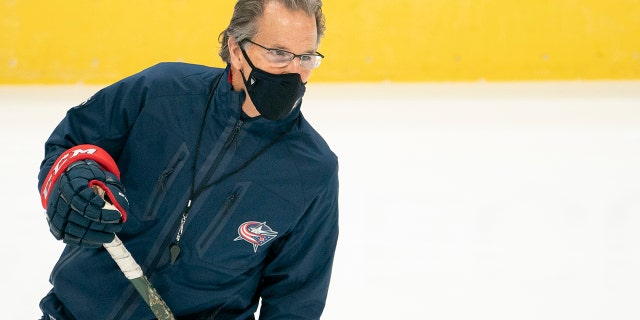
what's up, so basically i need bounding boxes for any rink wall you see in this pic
[1,0,639,83]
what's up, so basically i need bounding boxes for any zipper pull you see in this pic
[229,120,243,150]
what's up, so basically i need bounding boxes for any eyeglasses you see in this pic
[243,39,324,70]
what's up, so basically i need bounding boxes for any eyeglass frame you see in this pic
[242,39,325,70]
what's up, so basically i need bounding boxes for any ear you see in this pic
[228,37,244,70]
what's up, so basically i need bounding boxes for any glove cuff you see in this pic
[40,144,120,209]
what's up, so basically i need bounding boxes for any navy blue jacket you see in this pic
[38,63,339,319]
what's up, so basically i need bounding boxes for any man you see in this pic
[37,0,338,319]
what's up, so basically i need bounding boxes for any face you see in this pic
[229,1,319,84]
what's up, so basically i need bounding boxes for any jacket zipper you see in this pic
[195,188,241,256]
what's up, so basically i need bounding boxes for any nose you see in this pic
[284,57,303,73]
[284,57,311,81]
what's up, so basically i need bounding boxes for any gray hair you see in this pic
[218,0,326,63]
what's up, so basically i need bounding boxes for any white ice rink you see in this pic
[2,81,640,319]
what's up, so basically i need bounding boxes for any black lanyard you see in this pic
[170,73,297,264]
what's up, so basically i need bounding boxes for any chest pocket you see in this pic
[143,143,190,221]
[193,181,298,271]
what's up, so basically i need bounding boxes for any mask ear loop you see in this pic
[238,43,257,88]
[239,41,258,69]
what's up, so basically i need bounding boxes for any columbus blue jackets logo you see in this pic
[234,221,279,252]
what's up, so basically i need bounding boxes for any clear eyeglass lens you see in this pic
[266,50,293,64]
[300,56,321,69]
[265,49,322,70]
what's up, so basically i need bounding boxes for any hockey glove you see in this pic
[41,146,129,247]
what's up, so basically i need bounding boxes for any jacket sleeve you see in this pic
[259,166,340,319]
[37,71,149,190]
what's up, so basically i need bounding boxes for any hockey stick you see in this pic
[94,186,176,320]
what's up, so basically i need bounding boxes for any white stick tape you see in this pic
[103,236,144,279]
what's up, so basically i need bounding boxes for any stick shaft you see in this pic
[104,236,175,320]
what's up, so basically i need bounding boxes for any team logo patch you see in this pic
[234,221,279,252]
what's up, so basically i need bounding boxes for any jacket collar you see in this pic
[214,65,302,131]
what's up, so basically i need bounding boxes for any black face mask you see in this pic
[239,46,306,121]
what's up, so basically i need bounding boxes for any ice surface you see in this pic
[2,81,640,319]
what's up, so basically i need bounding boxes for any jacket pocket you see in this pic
[195,182,249,261]
[143,143,190,221]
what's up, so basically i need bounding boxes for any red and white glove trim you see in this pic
[40,144,121,209]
